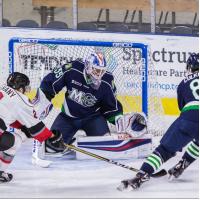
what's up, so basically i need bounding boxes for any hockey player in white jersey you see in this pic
[0,72,65,183]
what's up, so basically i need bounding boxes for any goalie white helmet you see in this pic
[84,52,107,89]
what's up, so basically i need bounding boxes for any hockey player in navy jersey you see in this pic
[118,53,199,191]
[40,52,123,149]
[40,52,147,153]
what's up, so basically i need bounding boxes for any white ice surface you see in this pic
[0,139,199,199]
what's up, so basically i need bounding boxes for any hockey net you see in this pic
[8,38,166,142]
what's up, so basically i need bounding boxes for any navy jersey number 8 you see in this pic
[190,79,199,100]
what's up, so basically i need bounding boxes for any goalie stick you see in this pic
[65,144,167,178]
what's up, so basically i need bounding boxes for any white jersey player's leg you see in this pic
[0,131,24,182]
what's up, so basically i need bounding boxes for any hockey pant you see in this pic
[51,112,110,144]
[0,130,27,171]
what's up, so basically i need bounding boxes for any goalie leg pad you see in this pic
[0,131,15,151]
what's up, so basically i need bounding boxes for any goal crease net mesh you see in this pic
[8,38,167,143]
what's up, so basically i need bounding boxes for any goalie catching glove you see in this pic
[115,112,147,138]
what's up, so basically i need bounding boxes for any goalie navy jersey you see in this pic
[40,60,123,121]
[177,71,199,122]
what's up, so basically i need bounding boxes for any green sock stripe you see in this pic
[148,156,161,167]
[187,146,199,159]
[145,160,157,171]
[190,142,199,153]
[147,157,159,170]
[149,154,162,165]
[188,146,199,156]
[186,149,198,159]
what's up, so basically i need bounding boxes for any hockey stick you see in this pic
[31,63,52,168]
[32,139,52,168]
[65,144,167,177]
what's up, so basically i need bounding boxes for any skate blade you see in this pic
[32,157,52,168]
[168,173,175,181]
[117,182,134,192]
[117,182,133,192]
[117,182,126,191]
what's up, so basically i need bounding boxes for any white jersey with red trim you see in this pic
[0,84,52,142]
[0,84,38,127]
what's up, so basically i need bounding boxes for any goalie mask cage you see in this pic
[8,37,166,139]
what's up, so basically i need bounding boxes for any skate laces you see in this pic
[137,171,150,182]
[175,160,184,170]
[168,158,191,179]
[175,159,190,170]
[118,171,150,191]
[128,172,150,187]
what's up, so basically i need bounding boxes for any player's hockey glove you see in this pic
[0,171,13,183]
[117,171,150,191]
[45,130,65,153]
[168,158,191,179]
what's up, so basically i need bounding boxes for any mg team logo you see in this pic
[68,88,97,107]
